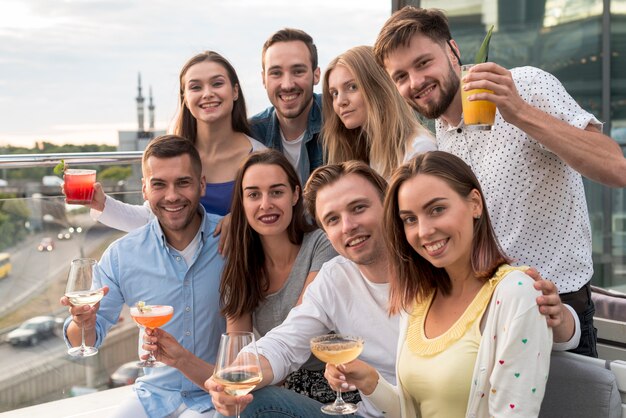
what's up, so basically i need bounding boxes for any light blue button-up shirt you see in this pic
[64,206,225,417]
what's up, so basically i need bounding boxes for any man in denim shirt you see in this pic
[250,28,324,182]
[62,135,225,418]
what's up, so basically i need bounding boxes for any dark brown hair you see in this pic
[172,51,251,142]
[142,134,202,177]
[303,160,387,226]
[220,149,315,319]
[383,151,509,314]
[374,7,452,66]
[262,28,318,70]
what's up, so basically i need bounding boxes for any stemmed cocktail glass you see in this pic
[130,304,174,367]
[310,334,364,415]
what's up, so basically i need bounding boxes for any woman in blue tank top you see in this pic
[68,51,265,238]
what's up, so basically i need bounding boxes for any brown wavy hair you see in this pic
[171,51,251,143]
[384,151,509,314]
[303,160,387,226]
[220,149,315,319]
[374,7,452,66]
[262,28,318,71]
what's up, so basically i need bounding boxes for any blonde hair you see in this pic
[322,45,430,179]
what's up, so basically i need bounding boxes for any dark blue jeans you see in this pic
[562,282,598,358]
[215,386,359,418]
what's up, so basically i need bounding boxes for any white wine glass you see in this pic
[310,334,364,415]
[213,332,263,418]
[64,258,103,357]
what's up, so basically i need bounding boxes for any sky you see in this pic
[0,0,391,148]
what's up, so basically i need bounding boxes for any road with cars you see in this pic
[0,225,121,317]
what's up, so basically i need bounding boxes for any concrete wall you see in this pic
[0,323,138,412]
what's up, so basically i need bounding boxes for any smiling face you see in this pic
[262,40,320,121]
[384,33,460,120]
[142,154,205,242]
[241,163,299,238]
[183,60,238,125]
[328,64,367,130]
[315,174,385,266]
[397,173,482,278]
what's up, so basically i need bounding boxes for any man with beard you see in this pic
[62,135,225,418]
[374,7,626,357]
[250,28,324,182]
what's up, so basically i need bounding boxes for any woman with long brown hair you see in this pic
[142,150,348,404]
[77,51,265,233]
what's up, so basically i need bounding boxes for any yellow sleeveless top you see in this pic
[398,265,521,418]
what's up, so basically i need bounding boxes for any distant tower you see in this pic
[136,73,145,132]
[148,86,155,130]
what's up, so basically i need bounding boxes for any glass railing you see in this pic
[0,150,625,414]
[0,152,143,413]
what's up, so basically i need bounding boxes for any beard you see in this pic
[274,83,315,120]
[409,61,460,120]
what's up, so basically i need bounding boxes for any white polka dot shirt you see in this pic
[437,66,600,294]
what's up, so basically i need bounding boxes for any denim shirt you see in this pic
[249,93,324,182]
[64,206,226,418]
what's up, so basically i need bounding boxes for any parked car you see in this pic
[57,229,72,240]
[108,361,144,388]
[7,316,62,346]
[37,237,54,252]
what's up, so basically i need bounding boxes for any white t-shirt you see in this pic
[280,130,305,179]
[437,66,601,294]
[256,256,398,418]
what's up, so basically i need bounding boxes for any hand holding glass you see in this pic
[461,64,497,130]
[130,304,174,368]
[65,258,103,357]
[310,334,364,415]
[213,332,263,418]
[64,169,96,204]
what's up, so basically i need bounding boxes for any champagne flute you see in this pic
[64,258,103,357]
[130,304,174,368]
[213,332,263,418]
[310,334,364,415]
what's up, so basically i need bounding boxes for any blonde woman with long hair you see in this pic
[322,45,435,179]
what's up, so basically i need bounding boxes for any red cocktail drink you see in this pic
[64,169,96,204]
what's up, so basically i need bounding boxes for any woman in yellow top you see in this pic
[325,151,553,417]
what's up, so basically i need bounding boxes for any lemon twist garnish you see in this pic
[136,301,151,314]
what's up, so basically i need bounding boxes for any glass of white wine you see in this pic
[64,258,104,357]
[213,332,263,418]
[310,334,364,415]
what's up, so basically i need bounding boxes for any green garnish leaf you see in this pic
[53,159,65,176]
[474,25,494,64]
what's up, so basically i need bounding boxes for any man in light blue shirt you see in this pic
[62,135,225,418]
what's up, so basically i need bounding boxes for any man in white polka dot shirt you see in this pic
[374,7,626,358]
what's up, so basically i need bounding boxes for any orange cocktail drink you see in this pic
[461,64,496,130]
[130,305,174,328]
[64,169,96,204]
[130,304,173,368]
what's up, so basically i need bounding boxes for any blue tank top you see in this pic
[201,181,235,216]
